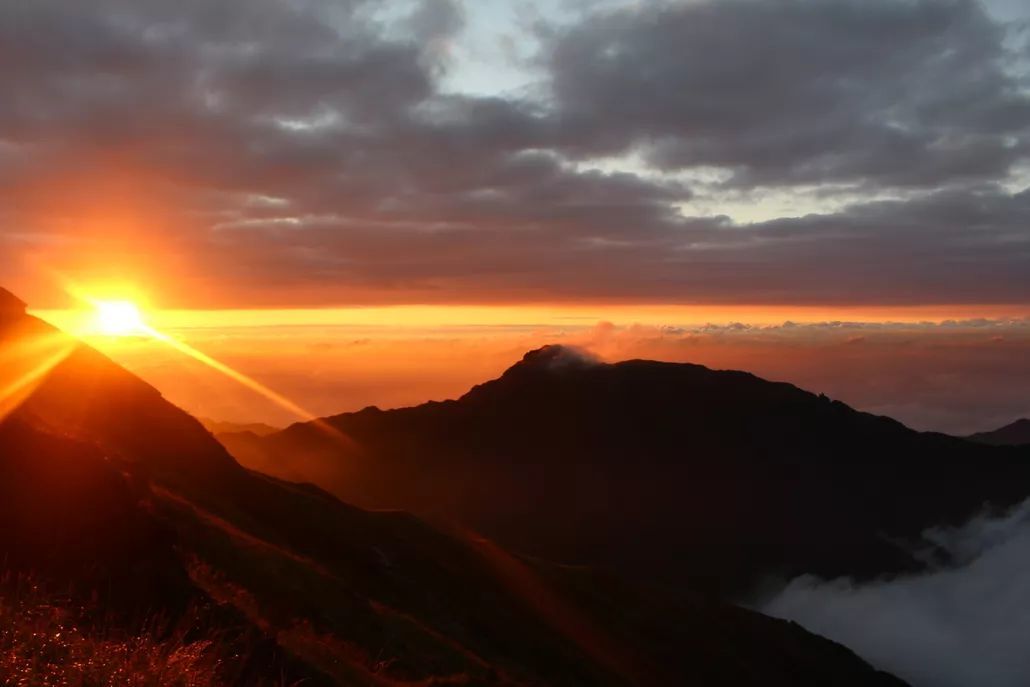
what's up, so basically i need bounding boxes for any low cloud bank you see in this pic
[79,317,1030,433]
[762,501,1030,687]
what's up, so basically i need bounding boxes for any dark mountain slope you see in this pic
[200,417,281,437]
[0,416,318,685]
[0,417,188,602]
[226,345,1030,598]
[968,418,1030,446]
[0,289,906,685]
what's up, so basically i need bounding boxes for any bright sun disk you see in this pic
[93,300,147,336]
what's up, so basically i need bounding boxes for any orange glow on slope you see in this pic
[0,332,77,422]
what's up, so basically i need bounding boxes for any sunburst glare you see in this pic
[92,300,147,337]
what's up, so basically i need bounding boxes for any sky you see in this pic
[2,0,1029,431]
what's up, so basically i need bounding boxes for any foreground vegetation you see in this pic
[0,577,281,687]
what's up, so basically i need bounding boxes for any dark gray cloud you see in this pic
[197,186,1028,305]
[407,0,465,49]
[546,0,1030,189]
[0,0,1028,306]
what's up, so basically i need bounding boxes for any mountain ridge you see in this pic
[968,418,1030,446]
[0,287,26,314]
[0,291,908,685]
[224,344,1030,599]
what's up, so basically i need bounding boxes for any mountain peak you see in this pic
[510,345,602,373]
[969,418,1030,446]
[0,287,27,317]
[454,345,603,404]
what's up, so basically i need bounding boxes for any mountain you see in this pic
[222,344,1030,599]
[0,288,906,685]
[0,416,190,603]
[968,419,1030,446]
[200,417,281,437]
[0,287,26,313]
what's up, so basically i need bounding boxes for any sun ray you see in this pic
[52,278,353,445]
[140,324,351,442]
[0,333,77,422]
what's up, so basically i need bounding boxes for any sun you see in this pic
[92,300,147,336]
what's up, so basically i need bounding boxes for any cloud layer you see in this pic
[72,314,1030,434]
[2,0,1029,307]
[549,0,1030,187]
[763,499,1030,687]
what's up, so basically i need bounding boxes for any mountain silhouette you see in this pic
[0,287,26,313]
[223,344,1030,599]
[0,417,191,603]
[967,418,1030,446]
[0,291,907,685]
[199,417,281,437]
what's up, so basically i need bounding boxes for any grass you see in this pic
[0,576,296,687]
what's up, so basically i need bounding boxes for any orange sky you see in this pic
[4,0,1030,439]
[36,302,1030,332]
[29,301,1030,437]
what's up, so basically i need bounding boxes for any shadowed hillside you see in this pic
[223,345,1030,599]
[200,418,281,437]
[968,419,1030,447]
[0,288,907,685]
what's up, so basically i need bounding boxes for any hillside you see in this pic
[223,345,1030,599]
[0,288,907,685]
[200,417,281,437]
[968,419,1030,447]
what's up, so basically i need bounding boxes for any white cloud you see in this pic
[763,501,1030,687]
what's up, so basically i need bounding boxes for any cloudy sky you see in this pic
[3,0,1030,434]
[3,0,1030,308]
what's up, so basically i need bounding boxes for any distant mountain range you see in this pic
[0,286,907,685]
[967,418,1030,447]
[222,345,1030,600]
[199,417,281,437]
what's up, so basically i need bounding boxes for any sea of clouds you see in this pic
[763,500,1030,687]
